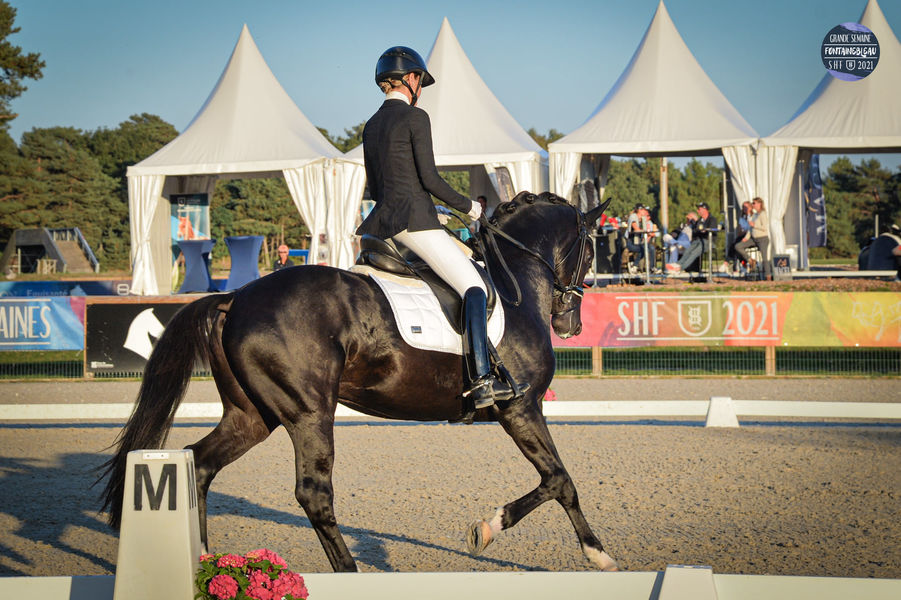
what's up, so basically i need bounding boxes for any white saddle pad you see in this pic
[351,265,504,355]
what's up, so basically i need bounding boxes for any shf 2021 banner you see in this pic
[0,297,86,350]
[553,291,901,348]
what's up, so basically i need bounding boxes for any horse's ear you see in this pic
[584,197,612,225]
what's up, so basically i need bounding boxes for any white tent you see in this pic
[762,0,901,267]
[127,25,363,295]
[548,0,758,220]
[346,17,547,210]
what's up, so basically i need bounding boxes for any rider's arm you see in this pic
[408,108,474,214]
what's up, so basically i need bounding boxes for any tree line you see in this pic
[0,1,898,272]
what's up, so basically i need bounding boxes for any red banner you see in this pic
[553,291,901,348]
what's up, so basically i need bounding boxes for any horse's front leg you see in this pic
[468,403,618,571]
[285,413,357,572]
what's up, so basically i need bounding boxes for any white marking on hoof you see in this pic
[583,546,619,571]
[466,520,494,556]
[488,507,504,535]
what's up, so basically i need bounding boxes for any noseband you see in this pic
[477,206,590,317]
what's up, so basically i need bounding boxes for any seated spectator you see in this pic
[662,212,696,264]
[272,244,294,271]
[862,226,901,279]
[666,202,717,274]
[625,204,659,274]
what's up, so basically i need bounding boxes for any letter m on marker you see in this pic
[134,463,178,511]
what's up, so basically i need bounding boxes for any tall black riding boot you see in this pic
[462,287,515,409]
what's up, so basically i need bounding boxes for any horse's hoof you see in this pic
[584,546,619,571]
[466,520,494,555]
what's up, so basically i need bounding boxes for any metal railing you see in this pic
[553,347,901,377]
[1,349,898,380]
[48,227,100,272]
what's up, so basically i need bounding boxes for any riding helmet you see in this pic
[375,46,435,87]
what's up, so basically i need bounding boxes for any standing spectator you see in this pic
[273,244,294,271]
[666,202,717,274]
[735,197,771,280]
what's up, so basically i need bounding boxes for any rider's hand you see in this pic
[468,200,482,220]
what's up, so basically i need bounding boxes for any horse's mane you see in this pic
[488,191,574,233]
[489,191,571,225]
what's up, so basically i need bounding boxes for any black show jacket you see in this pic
[356,99,472,239]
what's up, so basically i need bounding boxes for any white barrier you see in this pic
[3,399,901,423]
[3,569,900,600]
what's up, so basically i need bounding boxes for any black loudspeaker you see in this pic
[594,231,619,274]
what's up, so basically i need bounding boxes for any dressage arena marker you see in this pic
[112,449,201,600]
[705,396,740,427]
[3,399,901,423]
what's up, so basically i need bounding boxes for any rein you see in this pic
[473,206,589,313]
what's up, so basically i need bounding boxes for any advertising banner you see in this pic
[85,300,193,374]
[0,296,86,350]
[170,193,210,241]
[553,292,901,348]
[0,280,132,297]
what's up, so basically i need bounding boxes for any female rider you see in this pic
[356,46,514,409]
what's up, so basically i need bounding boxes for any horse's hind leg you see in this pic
[187,403,273,551]
[470,407,618,571]
[188,313,277,550]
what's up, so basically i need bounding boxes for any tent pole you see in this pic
[660,157,668,231]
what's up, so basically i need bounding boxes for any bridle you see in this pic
[475,204,590,316]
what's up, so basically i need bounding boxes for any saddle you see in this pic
[356,234,497,333]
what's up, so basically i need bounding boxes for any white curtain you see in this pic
[326,160,367,269]
[284,161,327,266]
[756,145,799,255]
[128,174,165,295]
[484,157,542,197]
[722,145,757,209]
[550,151,582,200]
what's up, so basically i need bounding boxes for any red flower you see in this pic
[246,569,273,600]
[246,548,288,569]
[207,574,239,600]
[272,571,308,600]
[216,554,247,569]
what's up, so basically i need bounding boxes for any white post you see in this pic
[705,396,739,428]
[113,449,202,600]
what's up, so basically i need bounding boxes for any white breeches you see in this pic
[392,229,486,298]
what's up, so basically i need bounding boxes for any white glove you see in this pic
[467,200,482,220]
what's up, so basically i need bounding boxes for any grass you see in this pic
[0,350,82,364]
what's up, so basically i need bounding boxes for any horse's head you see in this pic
[488,192,611,339]
[549,197,609,339]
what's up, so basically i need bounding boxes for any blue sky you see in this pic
[8,0,901,169]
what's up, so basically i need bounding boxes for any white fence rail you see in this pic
[2,399,901,426]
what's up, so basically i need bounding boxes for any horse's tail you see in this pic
[97,293,231,529]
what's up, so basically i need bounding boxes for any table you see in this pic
[224,235,263,290]
[177,239,216,293]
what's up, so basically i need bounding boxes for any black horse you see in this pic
[99,191,617,572]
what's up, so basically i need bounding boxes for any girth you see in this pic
[356,234,497,334]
